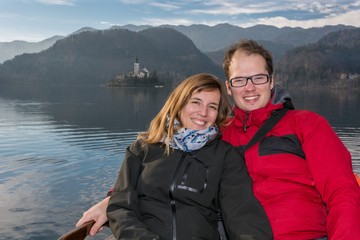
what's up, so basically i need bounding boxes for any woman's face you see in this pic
[179,89,220,130]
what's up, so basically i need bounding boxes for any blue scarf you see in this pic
[165,119,219,152]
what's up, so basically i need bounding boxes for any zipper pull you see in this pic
[243,112,249,132]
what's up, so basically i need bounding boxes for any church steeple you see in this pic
[133,56,140,77]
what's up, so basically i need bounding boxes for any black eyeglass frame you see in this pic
[229,74,272,87]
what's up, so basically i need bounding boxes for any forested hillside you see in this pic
[0,27,221,86]
[0,26,359,89]
[276,28,360,88]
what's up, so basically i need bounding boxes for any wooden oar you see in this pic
[57,220,96,240]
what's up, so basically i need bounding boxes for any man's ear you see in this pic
[270,75,275,90]
[225,81,232,96]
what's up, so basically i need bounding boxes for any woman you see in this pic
[105,73,272,239]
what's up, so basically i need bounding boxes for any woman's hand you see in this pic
[76,196,110,236]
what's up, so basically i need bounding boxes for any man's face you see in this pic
[225,51,274,112]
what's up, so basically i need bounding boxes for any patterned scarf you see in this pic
[165,118,219,152]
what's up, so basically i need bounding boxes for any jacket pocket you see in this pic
[177,156,209,193]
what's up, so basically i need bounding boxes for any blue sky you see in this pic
[1,0,359,42]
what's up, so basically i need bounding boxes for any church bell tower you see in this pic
[133,57,140,77]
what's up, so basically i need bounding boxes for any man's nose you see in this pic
[245,78,256,90]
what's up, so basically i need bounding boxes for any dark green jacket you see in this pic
[107,136,273,240]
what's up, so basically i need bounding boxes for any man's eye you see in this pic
[234,78,245,83]
[254,76,265,80]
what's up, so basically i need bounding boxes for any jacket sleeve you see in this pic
[107,140,160,240]
[298,112,360,238]
[219,146,273,240]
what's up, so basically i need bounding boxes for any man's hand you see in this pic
[76,196,110,236]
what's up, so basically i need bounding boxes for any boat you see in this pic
[57,220,94,240]
[57,221,113,240]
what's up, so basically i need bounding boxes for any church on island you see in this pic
[133,57,149,78]
[107,57,162,87]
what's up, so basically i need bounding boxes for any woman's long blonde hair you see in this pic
[138,73,231,153]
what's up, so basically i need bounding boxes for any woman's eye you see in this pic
[209,105,218,110]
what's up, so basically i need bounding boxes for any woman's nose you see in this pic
[198,106,208,116]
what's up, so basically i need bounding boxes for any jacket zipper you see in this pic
[169,152,187,240]
[243,111,249,132]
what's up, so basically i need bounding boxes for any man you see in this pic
[221,39,360,239]
[77,40,360,239]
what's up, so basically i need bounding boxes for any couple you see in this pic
[77,40,360,239]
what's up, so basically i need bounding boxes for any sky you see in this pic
[0,0,360,42]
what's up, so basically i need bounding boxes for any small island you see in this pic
[107,57,164,87]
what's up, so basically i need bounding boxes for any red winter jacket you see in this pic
[221,87,360,240]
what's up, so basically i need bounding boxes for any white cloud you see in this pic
[36,0,75,6]
[183,0,359,18]
[352,0,360,7]
[150,2,181,11]
[2,0,359,42]
[244,9,360,28]
[118,0,146,4]
[140,17,194,26]
[100,21,121,27]
[189,1,284,15]
[0,29,52,42]
[293,1,349,15]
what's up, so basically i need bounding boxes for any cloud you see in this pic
[126,0,360,29]
[293,1,350,15]
[100,21,122,27]
[118,0,146,4]
[352,0,360,7]
[245,9,360,28]
[36,0,75,5]
[150,2,181,11]
[0,29,51,42]
[189,1,283,15]
[180,0,360,18]
[2,0,359,42]
[140,17,194,26]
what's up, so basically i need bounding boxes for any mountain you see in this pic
[115,23,355,52]
[154,23,355,52]
[206,39,294,66]
[111,24,152,32]
[71,27,98,34]
[0,27,222,86]
[0,35,63,63]
[276,28,360,88]
[0,24,354,64]
[1,25,358,88]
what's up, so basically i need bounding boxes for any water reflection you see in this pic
[288,87,360,127]
[0,85,171,132]
[0,85,359,239]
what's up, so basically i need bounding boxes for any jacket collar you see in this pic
[230,85,290,129]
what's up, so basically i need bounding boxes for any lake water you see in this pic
[0,85,359,240]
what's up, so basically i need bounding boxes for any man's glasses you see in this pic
[229,74,271,87]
